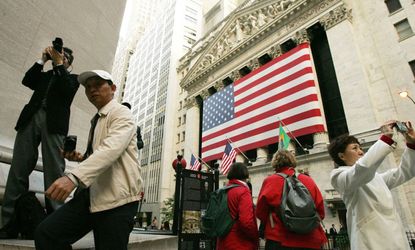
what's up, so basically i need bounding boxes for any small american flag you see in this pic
[201,43,325,161]
[189,154,201,171]
[220,142,237,175]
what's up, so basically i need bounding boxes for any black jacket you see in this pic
[15,63,79,135]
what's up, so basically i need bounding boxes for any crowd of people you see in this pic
[217,120,415,250]
[0,39,415,250]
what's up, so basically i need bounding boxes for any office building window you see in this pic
[177,133,180,143]
[394,19,414,40]
[385,0,402,14]
[183,114,186,124]
[182,132,185,141]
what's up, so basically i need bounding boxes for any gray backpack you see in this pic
[277,173,320,234]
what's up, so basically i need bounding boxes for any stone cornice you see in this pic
[180,0,349,95]
[320,4,352,30]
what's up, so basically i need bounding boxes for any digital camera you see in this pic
[63,135,77,152]
[46,37,63,60]
[394,121,408,133]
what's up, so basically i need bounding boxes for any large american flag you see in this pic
[220,142,237,175]
[201,43,325,161]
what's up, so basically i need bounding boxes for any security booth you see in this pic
[172,164,218,250]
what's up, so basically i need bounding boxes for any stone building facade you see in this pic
[178,0,415,230]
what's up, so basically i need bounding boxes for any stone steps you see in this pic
[0,231,178,250]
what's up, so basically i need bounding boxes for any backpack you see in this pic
[136,126,144,149]
[276,173,320,234]
[15,191,47,239]
[201,184,239,238]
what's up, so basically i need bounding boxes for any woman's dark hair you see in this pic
[271,149,296,171]
[328,134,360,166]
[227,162,249,180]
[63,47,74,65]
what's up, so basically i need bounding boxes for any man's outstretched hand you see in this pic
[45,176,76,202]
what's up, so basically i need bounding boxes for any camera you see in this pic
[46,37,63,60]
[63,135,77,152]
[52,37,63,52]
[394,121,408,133]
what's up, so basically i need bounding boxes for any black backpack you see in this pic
[277,173,320,234]
[136,126,144,149]
[201,184,239,238]
[15,191,47,239]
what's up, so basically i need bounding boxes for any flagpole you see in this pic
[225,137,252,164]
[193,152,213,170]
[277,117,308,152]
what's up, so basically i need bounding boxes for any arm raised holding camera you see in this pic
[380,121,415,189]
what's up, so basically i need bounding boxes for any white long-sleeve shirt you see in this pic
[331,136,415,250]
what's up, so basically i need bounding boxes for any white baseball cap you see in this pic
[78,70,114,86]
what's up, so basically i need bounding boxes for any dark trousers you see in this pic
[34,189,138,250]
[265,240,315,250]
[1,109,64,228]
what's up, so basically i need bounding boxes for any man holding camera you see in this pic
[34,70,142,250]
[0,41,79,239]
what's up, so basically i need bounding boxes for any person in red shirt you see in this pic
[217,162,259,250]
[256,150,327,249]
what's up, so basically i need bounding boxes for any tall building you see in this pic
[178,0,415,231]
[121,0,203,224]
[0,1,126,197]
[113,0,161,101]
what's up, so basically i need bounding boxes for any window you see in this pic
[179,101,182,110]
[385,0,402,14]
[409,60,415,77]
[178,117,182,126]
[177,133,180,143]
[183,114,186,124]
[394,19,414,40]
[182,132,186,141]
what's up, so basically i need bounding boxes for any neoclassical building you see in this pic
[178,0,415,229]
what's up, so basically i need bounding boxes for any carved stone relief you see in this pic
[320,5,352,30]
[181,0,349,91]
[248,59,260,70]
[184,97,198,109]
[295,29,310,44]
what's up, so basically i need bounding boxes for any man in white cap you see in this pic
[34,70,142,250]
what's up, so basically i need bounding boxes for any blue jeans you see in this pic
[34,189,138,250]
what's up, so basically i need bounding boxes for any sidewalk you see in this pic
[0,231,178,250]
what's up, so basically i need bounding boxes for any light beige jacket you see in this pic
[70,99,142,212]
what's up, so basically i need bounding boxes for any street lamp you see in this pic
[399,91,415,104]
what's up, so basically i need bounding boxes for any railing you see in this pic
[407,231,415,250]
[322,233,350,250]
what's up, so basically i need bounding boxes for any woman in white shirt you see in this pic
[328,121,415,250]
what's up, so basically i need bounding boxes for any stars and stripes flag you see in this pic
[220,142,237,175]
[201,43,325,161]
[189,154,201,171]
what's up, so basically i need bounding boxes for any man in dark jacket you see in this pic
[0,44,79,239]
[121,102,143,150]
